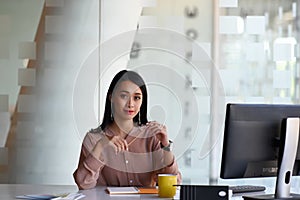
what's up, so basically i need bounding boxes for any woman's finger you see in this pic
[123,140,129,151]
[111,137,128,153]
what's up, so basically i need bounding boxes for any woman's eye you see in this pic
[120,94,128,99]
[134,96,141,100]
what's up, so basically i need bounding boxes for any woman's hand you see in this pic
[147,121,169,147]
[109,135,128,154]
[92,135,128,158]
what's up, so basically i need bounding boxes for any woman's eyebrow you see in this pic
[119,90,142,95]
[119,90,130,93]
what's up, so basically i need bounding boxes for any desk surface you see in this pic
[0,184,174,200]
[0,184,77,199]
[1,184,299,200]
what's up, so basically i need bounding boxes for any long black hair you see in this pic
[97,70,148,131]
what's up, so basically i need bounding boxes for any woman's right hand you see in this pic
[108,135,128,154]
[92,135,128,160]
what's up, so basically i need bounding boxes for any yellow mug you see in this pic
[158,174,177,198]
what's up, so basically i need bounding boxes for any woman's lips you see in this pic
[126,110,135,115]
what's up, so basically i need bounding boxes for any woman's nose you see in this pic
[127,98,134,107]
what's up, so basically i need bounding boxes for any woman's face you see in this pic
[111,80,143,121]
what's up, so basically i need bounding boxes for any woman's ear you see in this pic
[109,94,112,102]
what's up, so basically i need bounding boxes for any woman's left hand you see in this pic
[146,121,169,147]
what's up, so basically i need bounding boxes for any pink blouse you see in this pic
[73,123,181,189]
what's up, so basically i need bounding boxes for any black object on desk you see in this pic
[177,185,229,200]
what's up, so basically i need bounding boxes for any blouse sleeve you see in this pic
[73,132,106,190]
[147,123,182,184]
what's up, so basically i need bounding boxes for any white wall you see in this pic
[0,0,45,183]
[3,0,100,184]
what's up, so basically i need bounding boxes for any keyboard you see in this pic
[229,185,266,194]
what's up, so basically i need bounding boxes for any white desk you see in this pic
[0,184,78,200]
[1,184,299,200]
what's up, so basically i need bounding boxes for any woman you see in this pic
[73,70,181,189]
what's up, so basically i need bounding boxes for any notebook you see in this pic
[106,187,158,195]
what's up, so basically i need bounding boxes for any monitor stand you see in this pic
[243,118,300,200]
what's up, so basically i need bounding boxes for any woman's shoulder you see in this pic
[83,127,105,142]
[89,126,102,134]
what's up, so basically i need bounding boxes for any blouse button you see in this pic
[125,160,129,164]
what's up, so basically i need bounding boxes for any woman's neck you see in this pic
[111,120,134,137]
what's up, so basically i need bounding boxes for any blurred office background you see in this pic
[0,0,299,188]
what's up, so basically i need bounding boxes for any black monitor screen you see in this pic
[220,103,300,179]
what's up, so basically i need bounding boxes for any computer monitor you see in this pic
[220,103,300,200]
